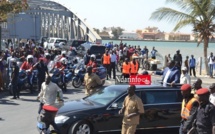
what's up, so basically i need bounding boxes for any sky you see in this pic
[53,0,193,33]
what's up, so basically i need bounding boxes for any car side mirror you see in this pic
[110,103,118,109]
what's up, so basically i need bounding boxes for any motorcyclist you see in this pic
[87,55,97,72]
[20,55,34,71]
[52,58,67,92]
[20,55,34,93]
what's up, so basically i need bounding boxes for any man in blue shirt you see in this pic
[189,55,196,77]
[151,46,157,59]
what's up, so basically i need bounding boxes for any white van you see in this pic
[46,37,67,49]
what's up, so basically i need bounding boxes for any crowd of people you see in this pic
[1,39,215,134]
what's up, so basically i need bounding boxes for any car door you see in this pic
[137,89,182,130]
[96,91,142,132]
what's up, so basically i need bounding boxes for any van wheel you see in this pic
[69,120,93,134]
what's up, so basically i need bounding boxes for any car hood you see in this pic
[57,99,101,114]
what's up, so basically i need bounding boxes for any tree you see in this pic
[150,0,215,75]
[0,0,28,22]
[111,27,124,39]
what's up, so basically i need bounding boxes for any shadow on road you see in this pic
[20,98,39,102]
[0,99,19,105]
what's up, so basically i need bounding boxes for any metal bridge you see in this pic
[6,0,102,43]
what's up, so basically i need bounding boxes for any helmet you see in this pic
[10,58,16,63]
[60,58,68,64]
[90,54,96,59]
[62,51,67,55]
[27,55,33,60]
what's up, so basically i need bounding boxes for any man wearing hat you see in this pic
[209,83,215,106]
[180,84,199,134]
[195,88,215,134]
[180,67,191,84]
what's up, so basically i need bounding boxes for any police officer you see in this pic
[102,50,111,80]
[84,67,102,96]
[10,59,19,99]
[122,58,131,79]
[195,88,215,134]
[119,85,144,134]
[32,58,49,92]
[180,84,199,134]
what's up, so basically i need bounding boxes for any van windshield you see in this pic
[55,40,67,43]
[90,46,106,54]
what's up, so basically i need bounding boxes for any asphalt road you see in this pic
[0,73,210,134]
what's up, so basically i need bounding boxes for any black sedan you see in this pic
[55,85,183,134]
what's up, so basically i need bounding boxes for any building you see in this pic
[165,32,191,41]
[141,26,165,40]
[119,31,139,40]
[99,31,111,39]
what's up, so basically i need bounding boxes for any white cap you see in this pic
[27,55,33,59]
[182,67,187,71]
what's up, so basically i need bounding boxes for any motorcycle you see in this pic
[9,69,38,95]
[51,68,64,89]
[72,66,107,88]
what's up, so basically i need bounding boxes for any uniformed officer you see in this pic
[195,88,215,134]
[102,49,111,80]
[119,85,144,134]
[84,66,102,96]
[180,84,199,134]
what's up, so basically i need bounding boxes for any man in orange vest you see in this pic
[130,58,139,75]
[180,84,199,134]
[122,58,131,79]
[102,50,111,80]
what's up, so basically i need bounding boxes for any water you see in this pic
[103,40,215,69]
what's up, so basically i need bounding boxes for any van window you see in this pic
[49,39,55,43]
[55,40,67,44]
[90,46,106,54]
[145,90,180,104]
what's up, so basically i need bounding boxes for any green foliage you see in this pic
[150,0,215,75]
[111,27,124,39]
[0,0,28,22]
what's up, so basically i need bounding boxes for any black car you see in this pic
[55,85,183,134]
[89,45,106,64]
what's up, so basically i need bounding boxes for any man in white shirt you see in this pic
[208,52,215,78]
[37,75,63,114]
[209,83,215,106]
[110,51,117,79]
[180,67,191,84]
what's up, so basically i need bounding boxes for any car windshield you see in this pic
[55,40,67,43]
[85,86,125,105]
[89,46,106,54]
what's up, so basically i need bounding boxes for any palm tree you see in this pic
[150,0,215,75]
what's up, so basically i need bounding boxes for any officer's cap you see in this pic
[180,84,191,91]
[196,88,209,95]
[42,105,58,112]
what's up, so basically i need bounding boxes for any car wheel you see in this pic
[69,120,93,134]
